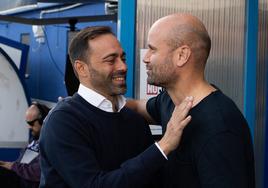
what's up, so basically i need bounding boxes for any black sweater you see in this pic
[147,89,255,188]
[40,93,166,188]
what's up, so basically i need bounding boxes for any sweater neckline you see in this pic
[73,93,125,117]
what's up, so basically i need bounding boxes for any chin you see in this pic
[117,90,127,95]
[148,81,163,88]
[147,80,156,85]
[116,85,127,94]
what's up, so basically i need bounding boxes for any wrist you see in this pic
[157,139,171,156]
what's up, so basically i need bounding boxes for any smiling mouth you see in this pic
[112,76,126,85]
[113,77,125,81]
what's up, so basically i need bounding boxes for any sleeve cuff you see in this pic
[154,142,168,160]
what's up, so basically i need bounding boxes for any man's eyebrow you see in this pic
[102,51,126,60]
[102,53,117,60]
[148,44,156,50]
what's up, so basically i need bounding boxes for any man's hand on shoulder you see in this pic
[158,96,193,156]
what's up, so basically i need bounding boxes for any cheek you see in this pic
[151,55,164,70]
[152,53,166,64]
[148,55,158,68]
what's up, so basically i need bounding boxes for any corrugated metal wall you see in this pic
[135,0,245,111]
[255,1,268,188]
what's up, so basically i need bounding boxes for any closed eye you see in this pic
[148,44,157,51]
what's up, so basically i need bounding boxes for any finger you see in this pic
[179,115,191,130]
[179,100,193,119]
[174,96,193,114]
[172,100,193,121]
[175,96,193,112]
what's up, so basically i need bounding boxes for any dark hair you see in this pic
[68,26,113,77]
[31,101,50,125]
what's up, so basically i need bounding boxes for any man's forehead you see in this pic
[90,34,121,49]
[89,37,124,59]
[148,26,169,44]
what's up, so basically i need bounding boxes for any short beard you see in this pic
[88,64,127,96]
[147,56,175,87]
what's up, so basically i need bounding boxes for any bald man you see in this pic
[0,102,49,188]
[127,13,255,188]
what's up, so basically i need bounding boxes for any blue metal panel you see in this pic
[244,0,258,138]
[117,0,136,98]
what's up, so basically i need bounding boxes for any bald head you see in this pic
[149,13,211,64]
[152,13,208,33]
[26,105,40,120]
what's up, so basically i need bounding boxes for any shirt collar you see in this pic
[77,84,126,112]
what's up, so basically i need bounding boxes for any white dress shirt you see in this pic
[78,84,125,112]
[77,84,167,159]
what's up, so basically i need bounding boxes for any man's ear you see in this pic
[74,60,87,77]
[173,45,191,67]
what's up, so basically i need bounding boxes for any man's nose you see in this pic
[116,58,127,72]
[143,50,150,64]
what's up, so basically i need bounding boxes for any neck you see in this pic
[166,76,216,107]
[80,82,119,112]
[109,96,118,112]
[97,93,119,112]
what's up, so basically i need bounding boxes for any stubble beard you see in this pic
[89,66,127,96]
[147,58,175,88]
